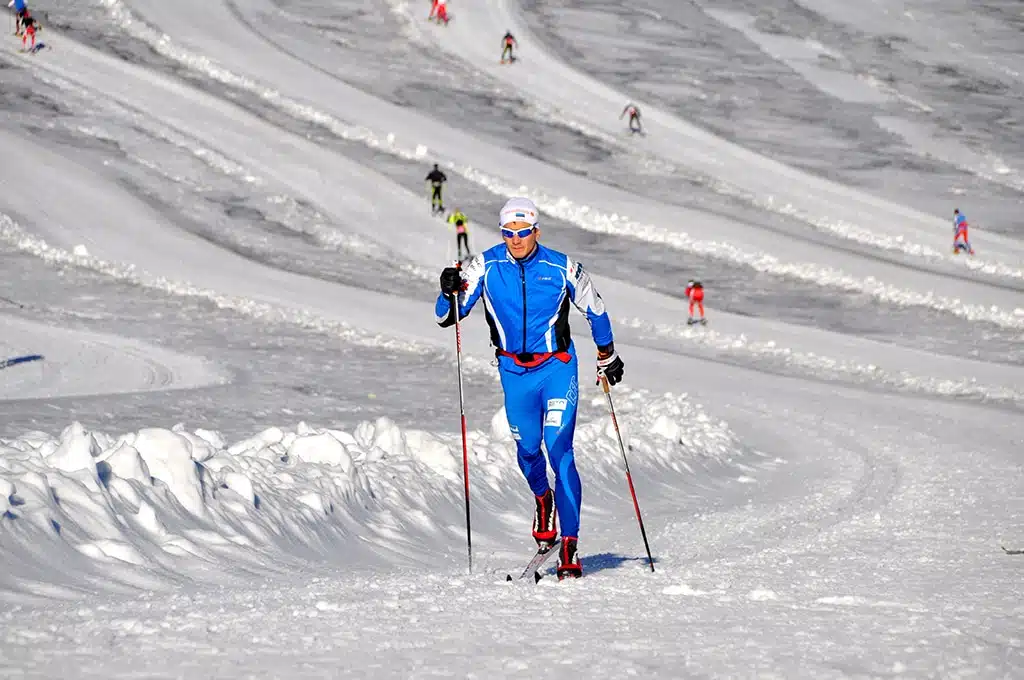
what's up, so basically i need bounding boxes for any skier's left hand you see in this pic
[439,266,464,296]
[596,343,624,386]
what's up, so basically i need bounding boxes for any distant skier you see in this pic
[19,10,37,51]
[425,163,447,215]
[685,280,706,325]
[501,31,517,64]
[8,0,27,35]
[952,208,974,255]
[429,0,450,25]
[620,103,642,134]
[447,208,471,260]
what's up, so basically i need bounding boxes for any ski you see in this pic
[505,542,558,583]
[0,354,43,370]
[1002,545,1023,555]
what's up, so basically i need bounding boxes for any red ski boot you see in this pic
[556,536,582,580]
[532,489,557,547]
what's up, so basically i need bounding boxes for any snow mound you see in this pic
[0,391,742,600]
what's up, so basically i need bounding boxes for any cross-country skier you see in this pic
[447,208,471,261]
[620,103,642,134]
[19,9,37,51]
[685,279,706,325]
[8,0,27,35]
[501,31,517,64]
[429,0,450,25]
[435,197,625,580]
[425,163,447,215]
[952,208,974,255]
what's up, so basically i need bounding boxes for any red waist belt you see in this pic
[496,349,572,368]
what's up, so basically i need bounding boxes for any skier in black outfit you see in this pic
[425,163,448,214]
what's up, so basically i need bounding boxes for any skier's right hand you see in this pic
[596,343,625,386]
[439,266,464,296]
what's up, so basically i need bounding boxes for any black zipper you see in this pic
[519,260,527,353]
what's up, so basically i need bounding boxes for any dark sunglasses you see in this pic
[501,226,536,239]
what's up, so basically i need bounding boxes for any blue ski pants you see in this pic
[499,352,582,539]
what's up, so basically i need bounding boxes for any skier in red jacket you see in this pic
[429,0,449,24]
[685,280,706,325]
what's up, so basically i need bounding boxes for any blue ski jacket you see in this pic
[435,243,614,371]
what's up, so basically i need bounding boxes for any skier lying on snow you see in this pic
[435,197,625,580]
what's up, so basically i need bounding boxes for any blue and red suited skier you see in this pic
[952,208,974,255]
[435,197,625,579]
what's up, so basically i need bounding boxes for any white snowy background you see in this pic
[1,0,1022,677]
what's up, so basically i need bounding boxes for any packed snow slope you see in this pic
[0,0,1022,677]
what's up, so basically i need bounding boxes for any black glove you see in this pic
[596,343,624,386]
[439,266,464,296]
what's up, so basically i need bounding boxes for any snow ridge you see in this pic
[0,390,738,598]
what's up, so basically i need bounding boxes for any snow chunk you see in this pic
[45,423,100,473]
[405,430,459,481]
[101,441,152,484]
[371,417,404,457]
[220,472,256,506]
[132,429,205,516]
[288,433,353,471]
[193,428,226,450]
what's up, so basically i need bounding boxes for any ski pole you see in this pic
[451,273,473,574]
[599,374,655,572]
[0,294,24,309]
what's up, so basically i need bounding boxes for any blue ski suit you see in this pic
[435,242,615,539]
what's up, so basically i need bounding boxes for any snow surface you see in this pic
[1,0,1023,676]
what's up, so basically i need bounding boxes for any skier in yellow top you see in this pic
[447,209,471,261]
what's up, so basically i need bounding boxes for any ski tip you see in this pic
[533,571,542,584]
[506,574,513,582]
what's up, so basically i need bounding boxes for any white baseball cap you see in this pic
[498,197,540,229]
